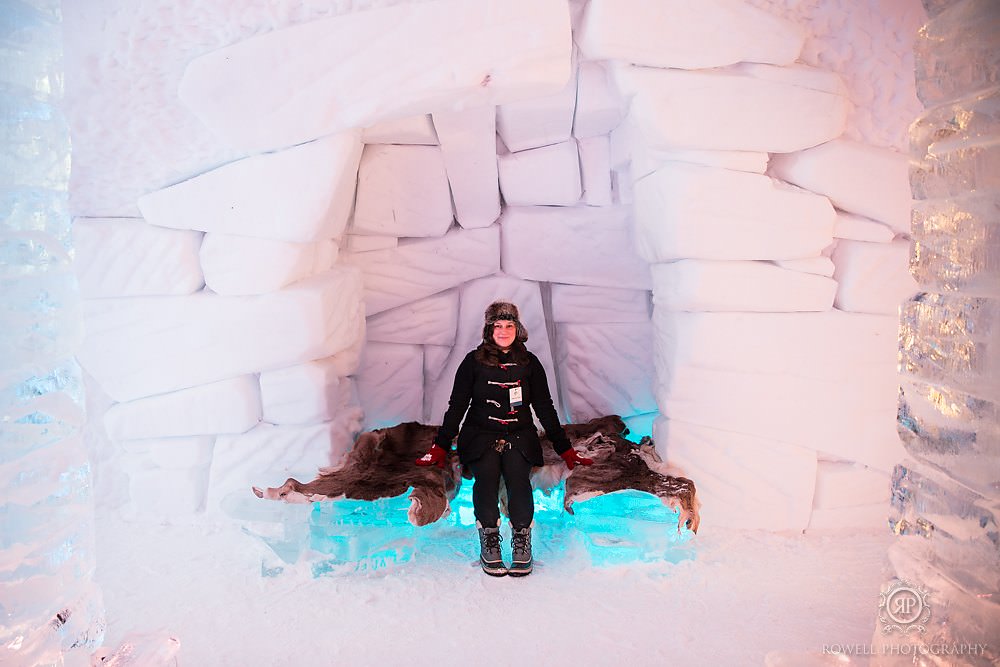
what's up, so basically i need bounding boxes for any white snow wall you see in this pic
[1,2,105,664]
[59,0,926,532]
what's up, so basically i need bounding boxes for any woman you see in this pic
[416,300,592,577]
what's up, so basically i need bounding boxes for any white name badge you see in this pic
[509,386,523,408]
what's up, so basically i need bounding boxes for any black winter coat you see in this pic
[434,343,571,466]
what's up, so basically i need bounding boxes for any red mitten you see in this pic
[560,448,594,470]
[415,444,448,469]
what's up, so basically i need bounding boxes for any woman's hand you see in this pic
[415,444,448,469]
[560,448,594,470]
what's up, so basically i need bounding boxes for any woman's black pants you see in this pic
[467,447,534,529]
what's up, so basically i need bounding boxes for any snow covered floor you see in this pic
[94,513,893,666]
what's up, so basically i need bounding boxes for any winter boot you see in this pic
[477,520,507,577]
[509,525,533,577]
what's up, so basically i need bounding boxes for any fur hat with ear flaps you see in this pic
[482,300,528,345]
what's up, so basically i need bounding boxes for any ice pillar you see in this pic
[1,2,104,664]
[876,0,1000,663]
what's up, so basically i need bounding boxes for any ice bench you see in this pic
[248,416,700,575]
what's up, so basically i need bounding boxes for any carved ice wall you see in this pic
[874,1,1000,663]
[1,2,104,663]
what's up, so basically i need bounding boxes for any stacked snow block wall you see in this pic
[67,0,922,531]
[76,135,368,520]
[592,0,919,532]
[873,1,1000,663]
[72,0,642,522]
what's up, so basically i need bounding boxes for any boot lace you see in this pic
[481,530,502,551]
[511,530,531,556]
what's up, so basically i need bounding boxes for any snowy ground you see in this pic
[94,511,893,667]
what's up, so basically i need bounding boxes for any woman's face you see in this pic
[492,320,517,349]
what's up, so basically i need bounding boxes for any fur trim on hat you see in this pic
[482,300,528,345]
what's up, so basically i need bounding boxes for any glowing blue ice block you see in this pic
[569,490,694,566]
[307,492,417,575]
[249,480,695,576]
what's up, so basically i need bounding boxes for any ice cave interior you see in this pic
[3,0,998,665]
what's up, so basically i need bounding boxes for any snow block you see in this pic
[772,257,835,278]
[573,61,625,140]
[608,120,632,170]
[496,60,577,152]
[355,342,424,430]
[807,502,889,532]
[259,358,359,426]
[833,211,896,243]
[343,226,500,316]
[426,275,560,423]
[207,418,362,516]
[178,0,573,151]
[326,336,365,379]
[119,436,214,471]
[72,219,203,298]
[832,239,919,314]
[634,163,835,262]
[550,284,649,323]
[119,438,214,520]
[432,106,501,230]
[612,114,772,180]
[655,417,817,532]
[579,0,803,69]
[630,146,770,181]
[365,291,459,347]
[769,139,912,234]
[117,436,213,521]
[652,309,900,381]
[423,344,452,390]
[556,322,657,422]
[653,365,904,471]
[200,233,337,296]
[352,144,453,238]
[78,266,364,402]
[611,168,632,206]
[617,64,848,153]
[578,136,613,206]
[137,132,363,243]
[651,260,837,312]
[362,114,438,145]
[501,206,652,289]
[345,235,397,253]
[813,461,890,509]
[104,376,261,442]
[497,141,582,206]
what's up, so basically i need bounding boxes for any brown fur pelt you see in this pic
[535,415,701,534]
[253,416,699,533]
[252,422,460,527]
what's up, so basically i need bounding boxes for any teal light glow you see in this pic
[269,480,696,577]
[307,495,417,575]
[622,412,657,442]
[570,490,695,566]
